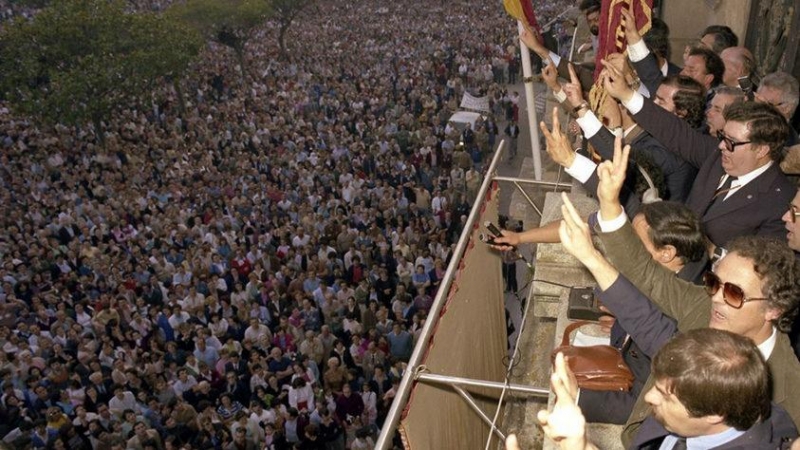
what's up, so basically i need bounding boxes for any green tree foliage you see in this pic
[0,0,202,140]
[270,0,315,59]
[168,0,271,67]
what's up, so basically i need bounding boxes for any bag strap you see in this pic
[560,320,590,346]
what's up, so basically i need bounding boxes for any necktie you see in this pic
[672,437,687,450]
[712,175,738,201]
[704,175,738,215]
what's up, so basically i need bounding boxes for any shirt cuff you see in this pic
[597,209,628,232]
[553,89,567,104]
[575,111,603,138]
[622,91,645,115]
[565,153,597,184]
[550,51,561,68]
[637,83,651,98]
[627,40,650,62]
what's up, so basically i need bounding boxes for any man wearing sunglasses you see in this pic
[560,138,800,447]
[782,195,800,360]
[603,67,796,260]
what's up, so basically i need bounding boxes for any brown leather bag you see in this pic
[551,321,634,391]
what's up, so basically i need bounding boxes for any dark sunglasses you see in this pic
[716,131,751,153]
[703,271,769,309]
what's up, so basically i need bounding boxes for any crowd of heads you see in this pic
[0,0,583,448]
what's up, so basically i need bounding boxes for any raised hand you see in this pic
[519,25,548,59]
[599,59,635,103]
[505,434,521,450]
[562,64,585,109]
[542,61,561,92]
[537,352,590,449]
[540,108,575,168]
[620,2,643,46]
[596,134,630,210]
[558,193,598,263]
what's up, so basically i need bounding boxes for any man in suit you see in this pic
[555,140,800,446]
[575,200,708,425]
[603,63,796,255]
[520,329,798,450]
[755,72,800,147]
[698,25,739,54]
[615,8,681,97]
[551,63,703,204]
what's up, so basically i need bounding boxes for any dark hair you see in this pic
[639,201,705,263]
[688,47,725,88]
[701,25,738,53]
[727,236,800,332]
[652,328,769,430]
[643,18,671,61]
[661,75,706,129]
[579,0,601,14]
[723,101,791,162]
[629,150,666,202]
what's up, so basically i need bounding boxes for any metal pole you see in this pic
[374,141,508,450]
[416,372,550,397]
[492,176,572,189]
[518,21,543,181]
[569,16,580,61]
[452,385,508,443]
[542,6,579,31]
[512,181,543,218]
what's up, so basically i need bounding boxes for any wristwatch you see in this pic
[571,102,590,118]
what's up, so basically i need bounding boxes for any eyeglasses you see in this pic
[788,204,800,223]
[716,131,751,153]
[703,272,769,309]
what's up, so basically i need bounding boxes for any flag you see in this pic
[593,0,654,80]
[503,0,541,36]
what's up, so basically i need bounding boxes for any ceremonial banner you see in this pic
[594,0,653,80]
[460,92,491,113]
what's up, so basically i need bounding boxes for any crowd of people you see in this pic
[498,0,800,449]
[0,0,579,448]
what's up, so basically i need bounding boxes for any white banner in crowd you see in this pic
[459,92,491,113]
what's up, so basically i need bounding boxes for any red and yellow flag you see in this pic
[503,0,542,36]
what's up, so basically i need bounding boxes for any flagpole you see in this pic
[569,18,580,61]
[517,21,542,180]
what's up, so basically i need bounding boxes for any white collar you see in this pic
[757,326,778,360]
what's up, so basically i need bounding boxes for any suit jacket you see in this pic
[630,52,682,99]
[597,220,800,447]
[632,98,796,248]
[631,404,797,450]
[578,240,707,424]
[590,125,697,203]
[578,275,678,424]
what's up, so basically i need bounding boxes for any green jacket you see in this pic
[596,220,800,447]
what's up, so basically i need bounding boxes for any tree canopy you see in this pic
[0,0,202,137]
[168,0,272,67]
[271,0,316,59]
